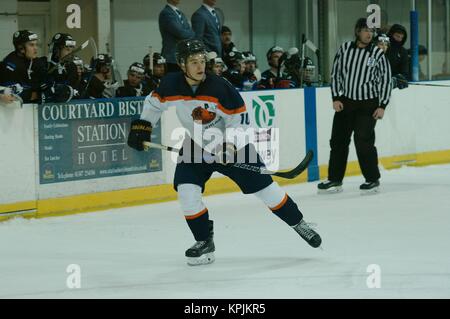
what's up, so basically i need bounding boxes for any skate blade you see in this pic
[360,187,380,195]
[187,252,215,266]
[318,186,343,195]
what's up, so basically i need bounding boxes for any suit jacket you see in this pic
[191,5,222,57]
[159,5,195,64]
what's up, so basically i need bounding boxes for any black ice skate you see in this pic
[185,221,215,266]
[292,220,322,248]
[317,180,343,194]
[360,181,380,195]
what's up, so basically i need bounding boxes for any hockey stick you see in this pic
[144,142,180,153]
[143,141,314,179]
[149,46,154,73]
[406,82,450,87]
[301,36,322,84]
[78,40,99,99]
[48,38,95,74]
[397,77,450,87]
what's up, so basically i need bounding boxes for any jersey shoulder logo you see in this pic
[367,57,377,67]
[191,106,217,124]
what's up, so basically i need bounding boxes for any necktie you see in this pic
[175,9,184,24]
[211,10,220,30]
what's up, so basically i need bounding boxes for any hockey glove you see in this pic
[127,119,152,151]
[393,74,409,90]
[9,84,24,95]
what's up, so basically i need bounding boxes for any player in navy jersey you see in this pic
[127,39,322,266]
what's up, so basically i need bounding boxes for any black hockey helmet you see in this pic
[128,62,145,75]
[91,53,113,72]
[281,48,302,70]
[211,57,225,66]
[224,51,243,70]
[206,54,226,74]
[206,51,225,68]
[48,33,76,61]
[73,56,84,67]
[143,52,167,68]
[225,51,245,67]
[153,52,166,65]
[13,30,38,50]
[96,54,112,65]
[49,33,76,50]
[176,39,207,65]
[242,51,257,63]
[266,46,284,61]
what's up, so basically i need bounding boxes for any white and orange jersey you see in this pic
[141,72,251,149]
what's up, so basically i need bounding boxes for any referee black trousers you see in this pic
[328,97,381,183]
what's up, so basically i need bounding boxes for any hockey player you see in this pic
[0,30,47,103]
[242,51,260,91]
[279,50,317,88]
[259,46,283,90]
[71,56,88,100]
[72,56,86,83]
[116,62,151,97]
[42,33,80,103]
[85,53,119,99]
[222,51,246,90]
[206,54,226,77]
[258,46,296,89]
[242,51,258,77]
[127,39,322,266]
[143,53,167,91]
[300,57,316,87]
[47,33,79,88]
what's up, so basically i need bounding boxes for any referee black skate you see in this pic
[318,18,392,194]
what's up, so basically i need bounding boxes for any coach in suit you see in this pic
[192,0,222,57]
[159,0,195,72]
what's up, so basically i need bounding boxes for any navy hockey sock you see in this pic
[185,209,211,241]
[271,195,303,226]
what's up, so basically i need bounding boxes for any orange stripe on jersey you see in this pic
[195,95,220,104]
[185,208,208,220]
[270,194,288,211]
[151,92,184,103]
[151,93,246,115]
[152,93,216,104]
[217,104,247,115]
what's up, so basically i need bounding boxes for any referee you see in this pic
[318,18,392,194]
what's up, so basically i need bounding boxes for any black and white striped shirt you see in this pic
[331,41,392,109]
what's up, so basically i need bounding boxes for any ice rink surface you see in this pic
[1,164,450,299]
